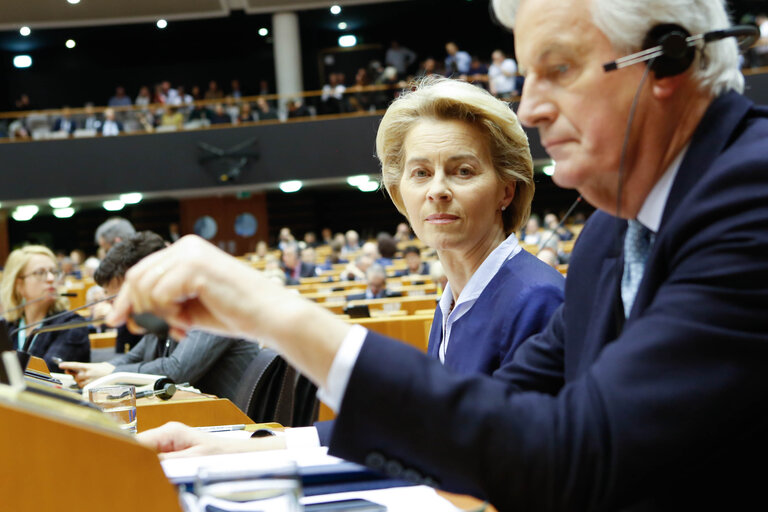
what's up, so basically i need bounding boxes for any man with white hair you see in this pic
[305,0,768,508]
[121,0,768,509]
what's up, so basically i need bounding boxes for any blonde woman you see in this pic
[1,245,89,372]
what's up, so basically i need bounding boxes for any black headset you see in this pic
[603,24,759,77]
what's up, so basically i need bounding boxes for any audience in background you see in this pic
[488,50,519,99]
[385,41,418,78]
[444,41,472,76]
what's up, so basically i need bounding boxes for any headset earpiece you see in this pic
[642,24,696,78]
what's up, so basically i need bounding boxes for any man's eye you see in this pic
[457,167,473,176]
[413,169,428,177]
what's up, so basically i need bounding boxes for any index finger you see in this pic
[58,361,87,371]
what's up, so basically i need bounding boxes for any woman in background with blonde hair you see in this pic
[1,245,89,372]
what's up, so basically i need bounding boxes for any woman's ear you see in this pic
[501,181,516,210]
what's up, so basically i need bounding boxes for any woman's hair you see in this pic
[491,0,742,96]
[1,245,67,323]
[377,76,534,234]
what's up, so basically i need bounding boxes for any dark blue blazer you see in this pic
[427,249,564,375]
[328,92,768,511]
[8,311,90,373]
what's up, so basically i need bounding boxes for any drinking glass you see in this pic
[195,462,302,512]
[88,384,137,434]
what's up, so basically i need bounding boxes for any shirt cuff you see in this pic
[316,324,367,413]
[283,426,321,451]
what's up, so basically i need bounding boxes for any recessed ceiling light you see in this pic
[358,181,380,192]
[279,180,303,193]
[53,207,76,219]
[120,192,143,204]
[20,26,31,37]
[65,39,76,49]
[13,55,32,68]
[338,22,347,30]
[330,5,341,15]
[49,197,72,208]
[103,200,125,211]
[258,27,268,36]
[67,0,81,4]
[338,35,357,48]
[12,205,39,221]
[156,19,168,29]
[346,175,370,187]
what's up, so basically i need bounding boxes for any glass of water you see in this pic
[195,462,302,512]
[88,384,137,434]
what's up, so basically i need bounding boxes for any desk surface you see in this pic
[137,389,253,432]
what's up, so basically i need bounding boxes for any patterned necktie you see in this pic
[621,219,655,318]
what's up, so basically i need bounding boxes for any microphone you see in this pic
[9,294,118,339]
[1,292,80,318]
[135,377,178,400]
[536,196,583,256]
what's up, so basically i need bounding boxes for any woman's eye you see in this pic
[457,167,473,176]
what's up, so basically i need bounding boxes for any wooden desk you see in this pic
[137,390,253,432]
[89,331,117,349]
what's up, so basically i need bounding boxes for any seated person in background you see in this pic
[300,246,319,270]
[341,229,361,256]
[317,241,348,273]
[100,108,123,136]
[52,107,77,135]
[397,245,430,276]
[60,257,81,279]
[393,221,414,242]
[159,106,184,130]
[522,214,542,245]
[60,231,260,401]
[237,103,257,124]
[281,244,316,285]
[543,212,574,241]
[376,232,398,267]
[255,97,279,121]
[340,254,373,281]
[346,264,399,301]
[536,246,559,269]
[1,246,89,372]
[208,104,232,125]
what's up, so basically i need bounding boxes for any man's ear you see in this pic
[652,73,687,100]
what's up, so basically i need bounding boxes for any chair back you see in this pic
[233,348,289,423]
[291,373,319,427]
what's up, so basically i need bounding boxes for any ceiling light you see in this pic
[330,5,341,15]
[119,192,143,204]
[338,35,357,48]
[156,19,168,29]
[12,205,39,221]
[49,197,72,208]
[258,27,268,36]
[346,175,370,187]
[65,39,76,49]
[103,200,125,211]
[67,0,81,4]
[13,55,32,68]
[358,181,380,192]
[53,207,76,219]
[542,163,555,176]
[20,26,31,37]
[279,180,302,193]
[338,22,348,30]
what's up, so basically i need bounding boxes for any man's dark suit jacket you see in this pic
[327,91,768,511]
